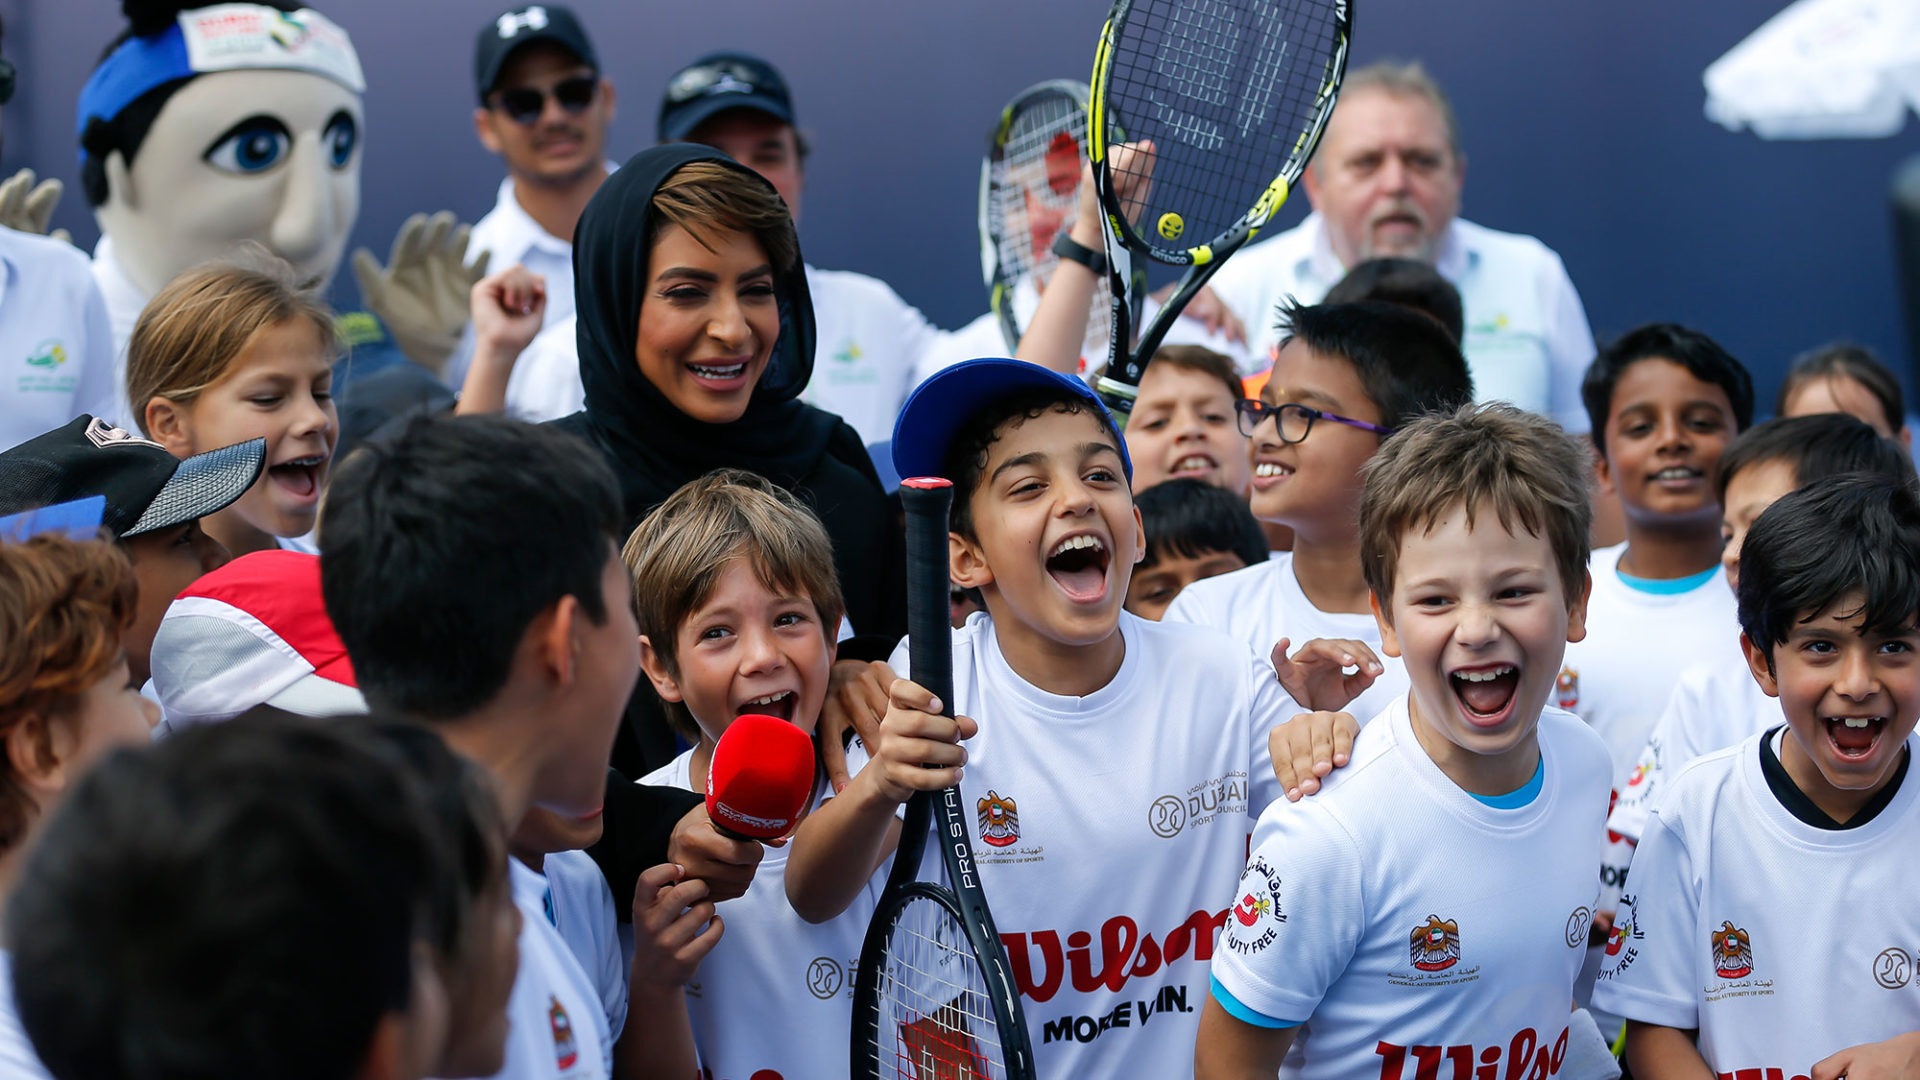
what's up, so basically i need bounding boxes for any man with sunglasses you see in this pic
[1164,300,1474,724]
[656,51,950,448]
[459,3,615,389]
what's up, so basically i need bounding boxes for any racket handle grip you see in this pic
[899,478,957,718]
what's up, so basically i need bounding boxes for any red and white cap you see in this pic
[150,550,364,730]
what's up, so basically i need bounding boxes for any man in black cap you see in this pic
[0,416,265,687]
[452,4,614,388]
[656,51,951,449]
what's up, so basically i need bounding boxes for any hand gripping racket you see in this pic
[980,79,1109,358]
[1088,0,1352,421]
[850,477,1035,1080]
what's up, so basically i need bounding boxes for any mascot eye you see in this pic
[204,118,291,174]
[324,112,358,169]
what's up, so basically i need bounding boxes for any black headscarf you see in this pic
[564,143,846,502]
[552,144,905,775]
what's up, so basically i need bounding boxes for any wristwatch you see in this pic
[1050,231,1109,277]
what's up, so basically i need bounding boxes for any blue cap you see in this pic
[890,358,1131,483]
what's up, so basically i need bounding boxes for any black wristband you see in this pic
[1051,231,1108,277]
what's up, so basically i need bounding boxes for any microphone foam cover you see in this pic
[706,713,817,841]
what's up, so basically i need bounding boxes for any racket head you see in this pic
[851,881,1033,1080]
[1090,0,1352,265]
[980,79,1111,357]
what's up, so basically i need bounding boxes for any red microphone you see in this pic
[705,714,817,842]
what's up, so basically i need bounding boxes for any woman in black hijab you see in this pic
[554,143,905,773]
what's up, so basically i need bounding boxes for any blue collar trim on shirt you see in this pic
[1616,563,1722,596]
[1470,758,1544,809]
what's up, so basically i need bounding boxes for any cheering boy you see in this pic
[1594,475,1920,1078]
[786,359,1314,1078]
[1199,404,1613,1079]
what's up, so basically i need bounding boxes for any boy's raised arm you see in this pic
[1622,1023,1715,1080]
[785,678,976,923]
[1195,996,1298,1080]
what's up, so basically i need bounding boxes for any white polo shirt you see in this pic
[1206,212,1596,432]
[2,228,119,448]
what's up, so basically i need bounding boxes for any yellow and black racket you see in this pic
[1089,0,1351,420]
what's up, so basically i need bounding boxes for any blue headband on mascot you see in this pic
[77,4,364,158]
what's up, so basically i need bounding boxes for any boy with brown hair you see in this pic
[1199,403,1614,1079]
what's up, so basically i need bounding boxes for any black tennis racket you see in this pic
[980,79,1109,358]
[850,477,1035,1080]
[1088,0,1352,420]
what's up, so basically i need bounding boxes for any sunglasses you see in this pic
[0,60,14,107]
[1234,398,1397,442]
[491,74,596,124]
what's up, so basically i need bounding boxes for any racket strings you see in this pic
[1104,0,1345,256]
[868,895,1010,1080]
[987,94,1111,356]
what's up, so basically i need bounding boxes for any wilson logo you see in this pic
[1001,909,1228,1003]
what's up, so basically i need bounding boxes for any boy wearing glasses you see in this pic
[1166,300,1473,737]
[462,4,614,369]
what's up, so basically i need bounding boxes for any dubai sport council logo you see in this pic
[1711,921,1754,980]
[24,339,65,369]
[976,790,1019,848]
[1409,915,1461,972]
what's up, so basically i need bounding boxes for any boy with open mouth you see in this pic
[1594,474,1920,1080]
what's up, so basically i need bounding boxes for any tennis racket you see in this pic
[1088,0,1352,420]
[980,79,1110,358]
[850,477,1035,1080]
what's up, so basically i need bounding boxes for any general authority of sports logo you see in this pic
[1409,915,1461,972]
[976,790,1019,848]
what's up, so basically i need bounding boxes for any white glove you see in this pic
[0,169,70,244]
[351,210,491,376]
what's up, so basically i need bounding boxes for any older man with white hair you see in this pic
[1205,60,1595,433]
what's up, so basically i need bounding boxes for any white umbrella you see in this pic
[1704,0,1920,138]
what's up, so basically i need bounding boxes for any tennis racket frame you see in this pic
[849,478,1037,1080]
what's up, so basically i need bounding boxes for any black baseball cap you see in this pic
[657,51,796,143]
[0,417,266,539]
[474,4,599,103]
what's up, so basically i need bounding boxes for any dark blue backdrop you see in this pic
[5,0,1916,407]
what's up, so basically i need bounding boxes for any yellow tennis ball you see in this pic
[1157,212,1184,241]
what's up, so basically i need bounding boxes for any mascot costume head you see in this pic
[77,1,363,339]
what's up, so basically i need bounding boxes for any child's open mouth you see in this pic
[1251,460,1293,490]
[1045,534,1110,603]
[267,455,328,501]
[1450,664,1520,727]
[1825,715,1886,760]
[1169,453,1217,478]
[737,690,797,723]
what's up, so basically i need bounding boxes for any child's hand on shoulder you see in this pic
[1271,636,1384,713]
[1268,709,1359,802]
[629,863,724,998]
[861,678,979,806]
[1814,1032,1920,1080]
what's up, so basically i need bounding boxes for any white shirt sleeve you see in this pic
[1209,802,1366,1024]
[1539,251,1596,434]
[1590,813,1700,1029]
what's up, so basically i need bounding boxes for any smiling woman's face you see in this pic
[635,222,781,424]
[93,68,362,296]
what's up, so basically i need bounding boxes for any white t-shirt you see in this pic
[0,952,52,1079]
[541,849,628,1040]
[1592,729,1920,1072]
[1557,545,1742,916]
[843,611,1294,1079]
[639,752,879,1080]
[445,175,589,391]
[1206,212,1596,431]
[1163,553,1410,724]
[1605,652,1775,845]
[1,227,120,448]
[461,860,612,1080]
[493,264,943,444]
[1210,696,1611,1079]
